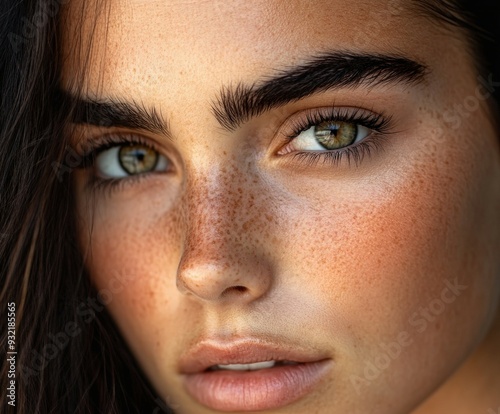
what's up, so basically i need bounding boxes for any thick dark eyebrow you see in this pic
[60,92,170,136]
[211,51,428,131]
[60,52,427,136]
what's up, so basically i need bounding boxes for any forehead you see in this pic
[60,0,466,102]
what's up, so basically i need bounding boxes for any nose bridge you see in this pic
[183,165,244,254]
[176,162,273,303]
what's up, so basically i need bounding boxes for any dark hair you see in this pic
[415,0,500,106]
[0,1,498,413]
[0,1,169,413]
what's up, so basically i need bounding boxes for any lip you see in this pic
[179,338,332,411]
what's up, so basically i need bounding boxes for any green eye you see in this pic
[94,143,169,178]
[119,145,159,174]
[315,121,358,150]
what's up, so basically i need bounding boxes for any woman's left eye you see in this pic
[282,120,371,152]
[95,144,169,178]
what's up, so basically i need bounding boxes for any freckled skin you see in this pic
[65,0,500,413]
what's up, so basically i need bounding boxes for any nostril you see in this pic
[222,285,248,296]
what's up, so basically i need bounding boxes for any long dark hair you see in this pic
[0,1,498,413]
[0,1,168,413]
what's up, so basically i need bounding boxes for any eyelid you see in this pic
[77,133,166,169]
[279,106,392,143]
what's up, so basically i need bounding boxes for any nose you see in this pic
[176,167,274,304]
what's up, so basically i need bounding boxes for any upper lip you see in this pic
[178,337,330,374]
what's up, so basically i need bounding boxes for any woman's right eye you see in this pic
[95,144,169,178]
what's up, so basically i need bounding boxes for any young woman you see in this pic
[1,1,499,413]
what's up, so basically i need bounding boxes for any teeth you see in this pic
[216,361,276,371]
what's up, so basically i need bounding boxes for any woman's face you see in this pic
[64,0,500,412]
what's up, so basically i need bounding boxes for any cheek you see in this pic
[277,121,499,398]
[74,178,187,354]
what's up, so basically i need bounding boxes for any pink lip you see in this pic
[179,338,332,411]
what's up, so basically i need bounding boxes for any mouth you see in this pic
[206,359,300,371]
[179,338,332,412]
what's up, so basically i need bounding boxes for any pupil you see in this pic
[315,121,357,150]
[119,145,158,174]
[316,124,339,137]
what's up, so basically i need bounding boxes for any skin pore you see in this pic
[62,0,500,413]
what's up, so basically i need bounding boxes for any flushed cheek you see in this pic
[80,221,194,390]
[275,144,497,400]
[74,183,188,358]
[279,189,452,341]
[81,216,178,311]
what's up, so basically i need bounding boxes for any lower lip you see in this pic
[183,360,332,411]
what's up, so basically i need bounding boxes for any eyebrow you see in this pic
[60,92,170,136]
[62,51,427,134]
[212,51,428,130]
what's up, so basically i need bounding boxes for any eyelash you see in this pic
[77,107,392,194]
[283,107,392,167]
